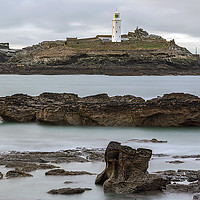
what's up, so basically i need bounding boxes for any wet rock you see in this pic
[0,92,200,127]
[47,187,92,195]
[0,148,105,165]
[155,170,200,183]
[132,93,200,127]
[5,161,60,172]
[5,169,33,178]
[95,141,169,194]
[0,172,3,179]
[166,182,200,193]
[81,148,105,162]
[129,138,167,143]
[45,169,95,176]
[38,163,60,170]
[64,181,74,184]
[193,194,200,199]
[166,160,184,164]
[153,154,169,157]
[173,155,200,159]
[5,162,38,172]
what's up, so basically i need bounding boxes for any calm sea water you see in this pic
[0,75,199,200]
[0,75,199,99]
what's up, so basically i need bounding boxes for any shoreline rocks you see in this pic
[95,141,169,194]
[45,169,95,176]
[0,148,105,165]
[5,169,33,178]
[5,162,60,172]
[47,187,92,195]
[0,92,200,127]
[129,138,167,143]
[0,172,3,179]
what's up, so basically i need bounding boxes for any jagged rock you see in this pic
[0,92,200,127]
[95,141,169,194]
[45,169,95,176]
[132,93,200,127]
[47,187,92,195]
[5,169,33,178]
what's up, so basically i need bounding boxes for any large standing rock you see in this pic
[95,141,169,194]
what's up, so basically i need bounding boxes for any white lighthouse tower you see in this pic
[112,11,121,42]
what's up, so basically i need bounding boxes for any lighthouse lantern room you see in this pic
[112,11,121,42]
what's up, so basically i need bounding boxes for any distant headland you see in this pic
[0,25,200,75]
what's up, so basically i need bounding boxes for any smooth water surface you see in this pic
[0,75,199,99]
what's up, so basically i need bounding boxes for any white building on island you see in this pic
[96,11,126,42]
[112,11,121,42]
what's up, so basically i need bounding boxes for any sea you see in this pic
[0,75,200,200]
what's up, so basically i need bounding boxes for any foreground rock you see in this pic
[95,141,169,194]
[48,187,92,195]
[0,92,200,127]
[5,169,33,178]
[45,169,95,176]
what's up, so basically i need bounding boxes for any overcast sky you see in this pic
[0,0,200,53]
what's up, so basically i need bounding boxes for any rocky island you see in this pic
[0,92,200,127]
[0,28,200,75]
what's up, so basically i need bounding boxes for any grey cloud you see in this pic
[0,0,200,51]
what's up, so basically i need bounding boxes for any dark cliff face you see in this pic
[0,92,200,127]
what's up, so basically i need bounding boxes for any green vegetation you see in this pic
[66,39,169,51]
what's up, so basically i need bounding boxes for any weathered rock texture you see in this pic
[95,141,169,194]
[48,187,92,195]
[5,162,59,172]
[0,92,200,127]
[45,169,95,176]
[153,169,200,194]
[0,148,105,166]
[0,172,3,179]
[5,169,33,178]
